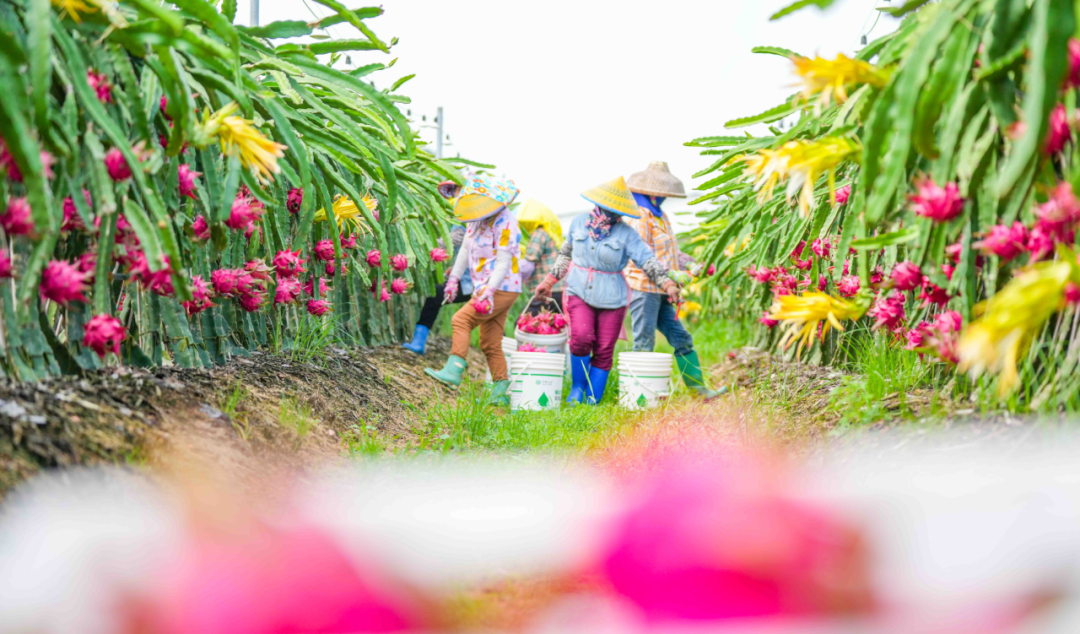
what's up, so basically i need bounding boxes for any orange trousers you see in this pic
[451,290,520,381]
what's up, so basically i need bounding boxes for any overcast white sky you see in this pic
[240,0,900,229]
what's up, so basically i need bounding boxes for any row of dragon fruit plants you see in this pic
[683,0,1080,410]
[0,0,468,380]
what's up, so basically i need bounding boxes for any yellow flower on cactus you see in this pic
[740,137,858,217]
[196,103,287,182]
[792,54,890,109]
[314,194,379,235]
[52,0,99,22]
[957,259,1079,397]
[678,301,702,321]
[724,234,752,257]
[768,291,870,358]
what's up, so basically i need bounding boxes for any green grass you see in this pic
[278,396,315,442]
[341,421,387,457]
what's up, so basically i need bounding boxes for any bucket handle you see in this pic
[620,363,673,399]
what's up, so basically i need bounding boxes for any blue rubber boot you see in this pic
[567,355,591,404]
[401,324,429,355]
[586,366,611,405]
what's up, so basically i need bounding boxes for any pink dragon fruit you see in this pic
[83,314,126,359]
[211,268,243,297]
[941,263,955,281]
[304,276,330,297]
[471,297,492,314]
[287,187,303,214]
[553,314,568,329]
[1045,103,1072,154]
[87,70,113,103]
[833,184,851,206]
[365,249,382,267]
[273,249,307,278]
[1033,182,1080,242]
[810,238,832,259]
[225,194,265,232]
[192,215,211,242]
[159,95,170,120]
[918,311,962,364]
[1,197,33,236]
[40,260,90,305]
[134,253,175,297]
[889,261,922,291]
[238,291,266,313]
[340,234,357,249]
[105,148,132,182]
[378,286,390,302]
[244,260,273,282]
[746,266,775,284]
[910,177,964,222]
[837,275,860,298]
[178,164,200,200]
[62,190,92,232]
[815,274,828,291]
[313,240,336,262]
[975,222,1029,261]
[76,252,96,283]
[430,248,449,262]
[390,254,409,272]
[0,140,54,183]
[326,262,347,277]
[918,278,951,308]
[759,311,779,328]
[0,252,12,278]
[275,277,302,305]
[869,292,906,332]
[1065,282,1080,306]
[707,263,716,276]
[307,298,332,316]
[1027,226,1057,262]
[181,275,215,316]
[518,343,546,353]
[390,278,411,295]
[905,324,927,352]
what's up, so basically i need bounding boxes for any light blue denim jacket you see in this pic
[560,213,662,310]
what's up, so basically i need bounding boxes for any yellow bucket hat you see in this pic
[453,174,520,222]
[517,198,563,244]
[581,177,641,219]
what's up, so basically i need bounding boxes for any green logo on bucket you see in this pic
[636,394,648,408]
[538,392,550,407]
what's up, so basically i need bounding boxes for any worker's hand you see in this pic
[534,275,556,300]
[443,277,459,303]
[663,280,682,305]
[475,285,494,305]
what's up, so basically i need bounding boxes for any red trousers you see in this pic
[565,294,626,372]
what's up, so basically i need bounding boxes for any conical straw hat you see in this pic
[518,198,563,243]
[626,161,687,199]
[581,177,641,218]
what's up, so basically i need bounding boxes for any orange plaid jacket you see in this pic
[625,210,682,293]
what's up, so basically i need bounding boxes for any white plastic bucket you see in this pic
[617,352,673,410]
[514,327,568,354]
[485,337,518,382]
[510,351,566,411]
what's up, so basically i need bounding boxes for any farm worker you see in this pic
[533,177,680,405]
[402,220,473,355]
[425,175,523,406]
[625,162,726,400]
[517,198,566,315]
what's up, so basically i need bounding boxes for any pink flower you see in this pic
[430,248,449,263]
[313,240,335,262]
[211,268,243,297]
[598,452,873,622]
[1,197,33,236]
[178,164,200,200]
[40,260,90,305]
[759,311,779,328]
[1045,103,1072,154]
[191,215,211,242]
[810,238,832,259]
[869,292,906,332]
[304,276,331,298]
[225,194,265,232]
[1065,282,1080,305]
[307,298,332,316]
[918,278,951,308]
[974,222,1029,261]
[910,177,964,222]
[82,314,125,359]
[1069,38,1080,88]
[905,325,927,351]
[273,249,307,278]
[1033,182,1080,243]
[365,249,382,267]
[815,274,828,291]
[275,277,302,305]
[86,70,112,104]
[390,278,410,295]
[920,312,962,364]
[833,184,851,206]
[105,148,132,182]
[62,190,92,232]
[707,264,716,276]
[340,234,357,249]
[287,187,303,214]
[934,310,963,334]
[890,261,922,291]
[746,265,775,284]
[792,256,812,271]
[838,275,860,298]
[181,275,214,316]
[1026,226,1056,262]
[390,254,409,272]
[472,297,491,314]
[0,252,12,278]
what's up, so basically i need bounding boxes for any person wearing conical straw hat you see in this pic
[517,198,566,314]
[425,174,523,406]
[625,162,726,401]
[533,177,680,405]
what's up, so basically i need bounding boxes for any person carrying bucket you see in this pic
[517,198,566,315]
[533,177,679,405]
[624,162,727,401]
[425,175,523,406]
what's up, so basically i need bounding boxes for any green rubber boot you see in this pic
[676,351,728,401]
[425,354,467,387]
[489,379,511,407]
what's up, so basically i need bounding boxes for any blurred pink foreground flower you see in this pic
[890,261,922,291]
[975,222,1029,261]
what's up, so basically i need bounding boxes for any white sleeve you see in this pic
[449,239,470,281]
[484,249,514,292]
